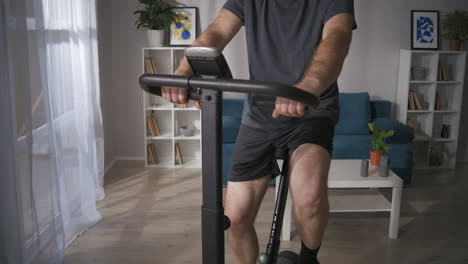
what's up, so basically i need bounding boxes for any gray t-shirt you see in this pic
[223,0,357,129]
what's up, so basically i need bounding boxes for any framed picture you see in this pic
[411,10,439,50]
[170,7,198,46]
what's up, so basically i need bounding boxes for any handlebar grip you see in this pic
[139,74,201,100]
[250,95,314,113]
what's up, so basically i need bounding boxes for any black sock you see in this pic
[298,241,320,264]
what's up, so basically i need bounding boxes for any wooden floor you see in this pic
[64,161,468,264]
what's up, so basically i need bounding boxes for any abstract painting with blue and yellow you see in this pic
[171,8,197,45]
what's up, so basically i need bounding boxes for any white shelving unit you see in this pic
[396,50,466,169]
[142,47,202,168]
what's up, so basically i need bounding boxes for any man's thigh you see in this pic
[289,143,331,206]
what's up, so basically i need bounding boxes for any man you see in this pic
[162,1,356,263]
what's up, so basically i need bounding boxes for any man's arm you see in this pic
[272,13,354,118]
[162,9,243,105]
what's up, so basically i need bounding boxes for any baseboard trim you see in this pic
[104,158,116,175]
[114,156,146,161]
[104,156,145,175]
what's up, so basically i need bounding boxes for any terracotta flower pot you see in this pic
[449,40,461,51]
[370,151,383,166]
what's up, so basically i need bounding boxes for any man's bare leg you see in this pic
[289,143,331,251]
[225,175,271,264]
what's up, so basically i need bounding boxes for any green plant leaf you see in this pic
[368,122,394,153]
[134,0,182,30]
[382,130,395,138]
[441,10,468,40]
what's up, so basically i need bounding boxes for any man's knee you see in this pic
[226,207,255,233]
[294,190,329,219]
[225,177,270,233]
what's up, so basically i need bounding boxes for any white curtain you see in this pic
[0,0,104,263]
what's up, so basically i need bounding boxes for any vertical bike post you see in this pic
[200,89,224,264]
[258,150,290,264]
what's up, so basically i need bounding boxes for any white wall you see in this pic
[98,0,468,167]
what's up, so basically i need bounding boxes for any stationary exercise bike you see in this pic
[139,47,319,264]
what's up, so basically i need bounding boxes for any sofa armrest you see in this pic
[372,118,414,144]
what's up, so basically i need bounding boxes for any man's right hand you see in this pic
[161,69,202,109]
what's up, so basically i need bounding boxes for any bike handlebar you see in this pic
[139,74,320,108]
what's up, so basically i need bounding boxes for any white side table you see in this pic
[277,159,403,240]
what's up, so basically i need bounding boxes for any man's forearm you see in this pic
[298,32,352,96]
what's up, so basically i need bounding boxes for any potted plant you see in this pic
[368,123,394,166]
[440,10,468,51]
[134,0,180,47]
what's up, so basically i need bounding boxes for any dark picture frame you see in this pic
[411,10,439,50]
[170,7,198,47]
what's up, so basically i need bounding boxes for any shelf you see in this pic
[439,51,467,54]
[414,135,431,142]
[409,81,434,84]
[407,110,432,114]
[431,138,456,142]
[175,158,201,168]
[147,159,174,168]
[174,132,201,140]
[143,47,186,50]
[398,50,466,171]
[146,132,173,140]
[146,105,173,110]
[143,47,203,168]
[436,81,461,84]
[174,107,199,111]
[426,166,454,170]
[434,110,458,114]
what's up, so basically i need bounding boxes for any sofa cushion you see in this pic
[223,99,244,118]
[223,116,241,143]
[384,144,413,185]
[223,143,235,184]
[370,100,392,119]
[335,93,370,135]
[372,118,413,144]
[332,135,373,159]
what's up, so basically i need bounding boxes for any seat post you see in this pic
[258,147,290,264]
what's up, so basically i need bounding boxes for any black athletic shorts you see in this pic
[228,117,335,182]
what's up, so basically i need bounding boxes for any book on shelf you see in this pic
[408,90,422,110]
[175,143,184,165]
[429,148,441,167]
[406,118,415,129]
[437,63,449,81]
[144,58,158,74]
[147,115,161,136]
[147,144,159,164]
[408,91,415,110]
[175,104,188,108]
[412,91,422,110]
[434,92,441,110]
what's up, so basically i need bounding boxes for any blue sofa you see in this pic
[222,93,413,185]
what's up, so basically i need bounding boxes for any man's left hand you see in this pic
[272,84,319,119]
[272,97,307,118]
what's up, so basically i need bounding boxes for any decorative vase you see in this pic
[360,160,369,177]
[370,151,383,166]
[179,125,196,137]
[449,40,461,51]
[147,30,165,47]
[379,155,390,177]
